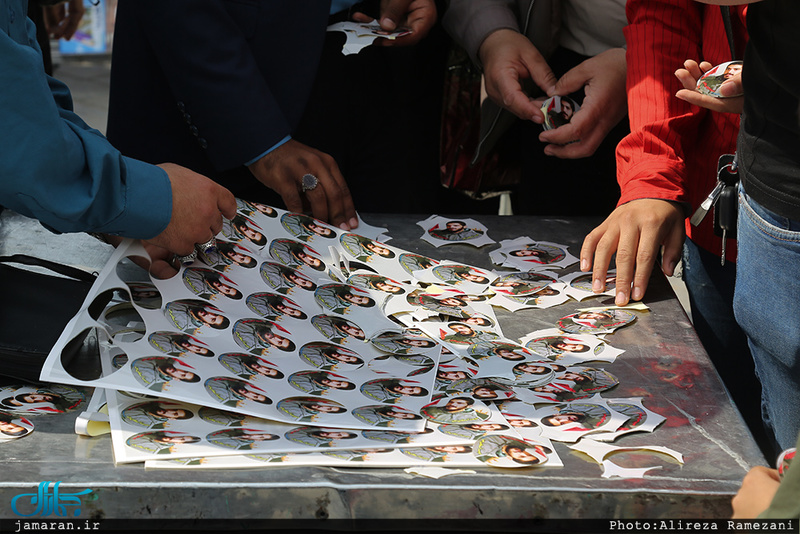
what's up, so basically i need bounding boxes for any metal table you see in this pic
[0,211,765,528]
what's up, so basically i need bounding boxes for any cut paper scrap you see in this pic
[529,396,628,443]
[74,387,110,437]
[404,467,476,479]
[587,398,666,442]
[557,308,637,335]
[569,438,684,465]
[418,215,495,248]
[353,215,391,242]
[489,284,570,311]
[520,328,624,366]
[326,20,411,55]
[601,460,662,480]
[490,237,577,271]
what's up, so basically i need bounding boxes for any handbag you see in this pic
[0,255,95,383]
[439,44,521,200]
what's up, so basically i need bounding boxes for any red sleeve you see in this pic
[616,0,707,210]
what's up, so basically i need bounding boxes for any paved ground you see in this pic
[45,54,694,318]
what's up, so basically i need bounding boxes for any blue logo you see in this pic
[11,481,93,517]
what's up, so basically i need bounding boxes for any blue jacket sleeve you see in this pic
[0,14,172,238]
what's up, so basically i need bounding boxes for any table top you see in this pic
[0,211,764,524]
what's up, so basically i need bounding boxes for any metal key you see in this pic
[693,154,739,228]
[690,179,725,227]
[717,185,738,266]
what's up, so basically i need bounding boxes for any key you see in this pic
[717,185,738,266]
[690,179,725,227]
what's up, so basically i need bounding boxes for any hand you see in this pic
[352,0,437,47]
[146,163,236,257]
[478,29,558,122]
[538,48,627,158]
[675,59,743,114]
[732,466,781,519]
[105,235,181,279]
[42,0,85,40]
[581,199,686,306]
[247,140,358,230]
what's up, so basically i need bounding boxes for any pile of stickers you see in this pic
[24,200,680,475]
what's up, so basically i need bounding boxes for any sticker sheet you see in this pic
[107,391,475,464]
[38,201,681,470]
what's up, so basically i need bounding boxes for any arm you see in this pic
[120,1,355,228]
[580,0,708,305]
[0,19,234,256]
[443,0,520,66]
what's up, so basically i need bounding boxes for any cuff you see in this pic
[244,135,292,167]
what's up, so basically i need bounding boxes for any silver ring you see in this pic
[195,237,217,254]
[176,250,197,266]
[301,173,319,193]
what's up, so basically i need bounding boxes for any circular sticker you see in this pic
[558,309,637,334]
[696,61,743,98]
[491,272,553,296]
[541,96,580,130]
[473,435,551,468]
[420,396,491,425]
[371,330,437,354]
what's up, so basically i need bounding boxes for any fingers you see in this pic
[379,0,414,30]
[581,200,687,306]
[675,89,744,114]
[493,76,541,121]
[248,141,358,230]
[303,153,358,230]
[520,48,558,100]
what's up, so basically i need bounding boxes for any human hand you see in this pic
[581,199,685,306]
[538,48,627,158]
[104,234,181,279]
[479,29,558,122]
[42,0,85,40]
[247,140,358,230]
[147,163,236,257]
[732,466,781,519]
[675,59,743,114]
[352,0,437,47]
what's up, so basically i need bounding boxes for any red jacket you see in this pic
[617,0,747,262]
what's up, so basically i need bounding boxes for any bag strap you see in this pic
[720,6,739,61]
[0,254,96,283]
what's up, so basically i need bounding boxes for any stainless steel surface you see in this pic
[0,212,764,522]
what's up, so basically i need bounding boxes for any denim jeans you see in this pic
[682,239,772,457]
[734,185,800,452]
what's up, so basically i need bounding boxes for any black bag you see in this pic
[0,255,95,383]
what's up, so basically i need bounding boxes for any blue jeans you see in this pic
[682,239,771,457]
[734,185,800,452]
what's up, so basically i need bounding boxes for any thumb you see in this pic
[550,66,586,97]
[380,0,412,30]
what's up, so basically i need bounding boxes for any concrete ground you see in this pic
[48,54,693,319]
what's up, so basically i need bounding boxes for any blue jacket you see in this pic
[0,0,171,237]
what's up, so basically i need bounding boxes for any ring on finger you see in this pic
[196,237,217,254]
[301,173,319,193]
[175,250,197,266]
